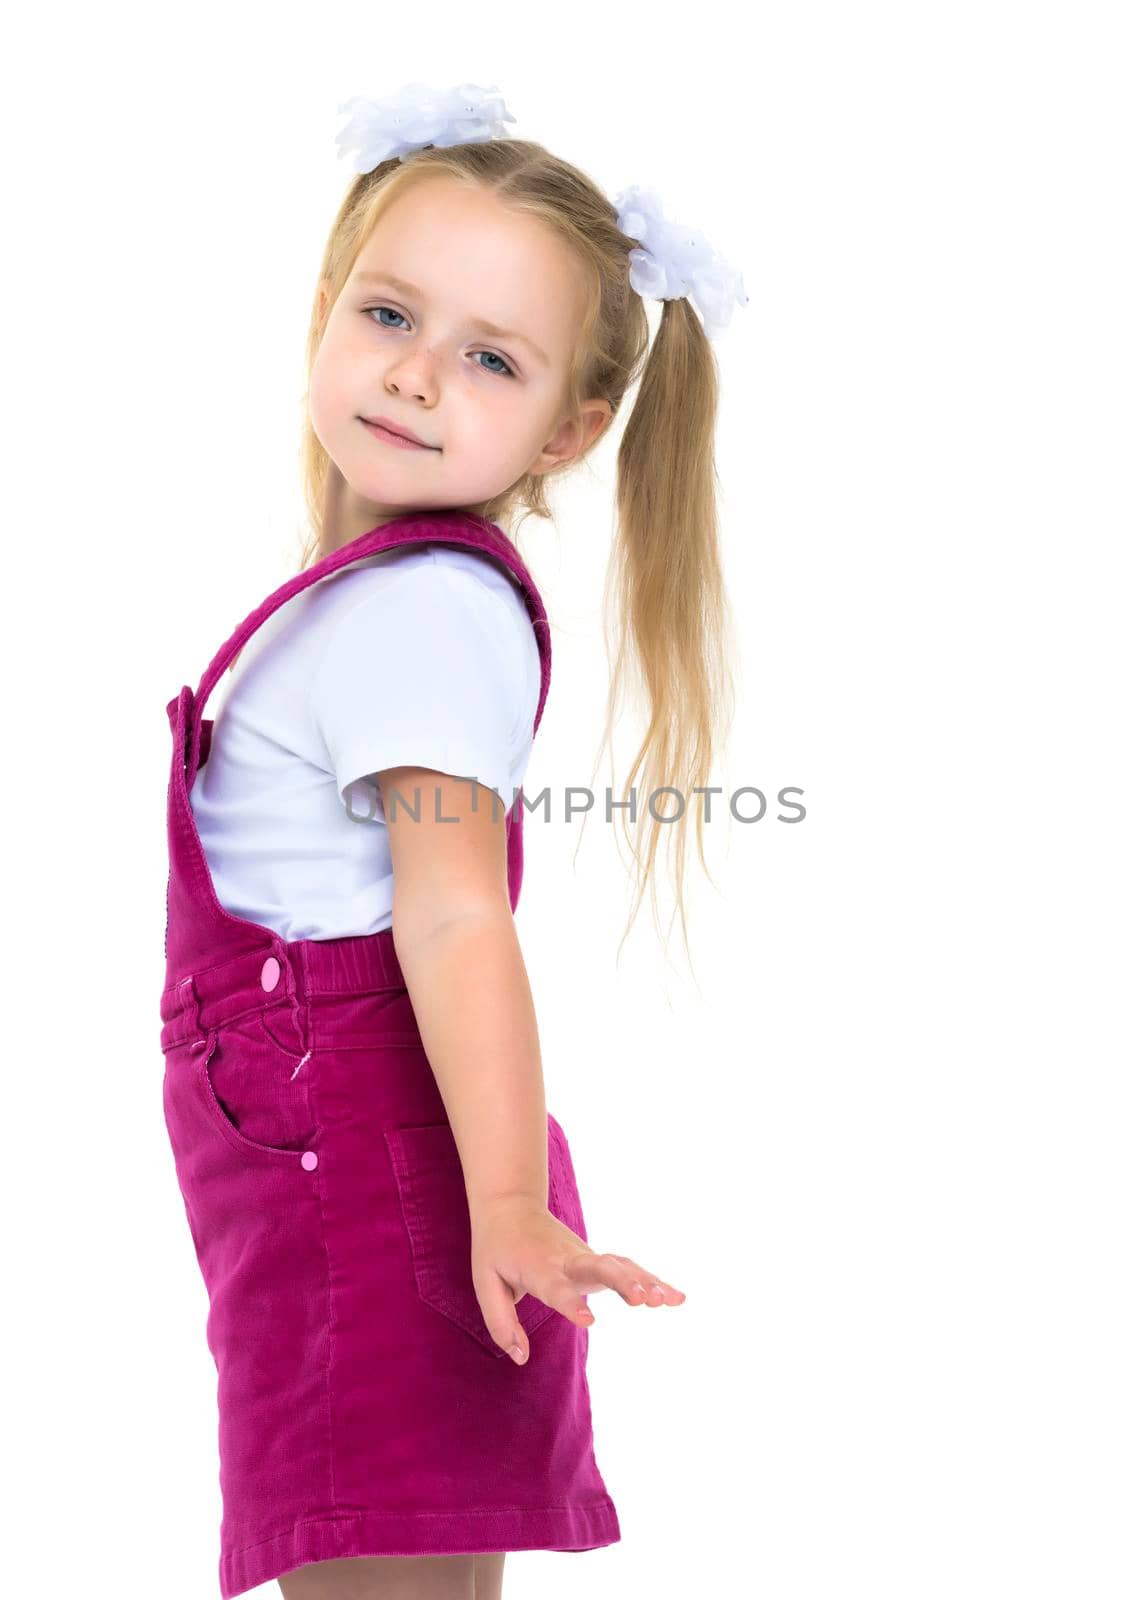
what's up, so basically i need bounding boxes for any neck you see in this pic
[318,467,493,561]
[318,468,404,559]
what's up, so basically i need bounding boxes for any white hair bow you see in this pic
[335,82,515,172]
[613,185,749,335]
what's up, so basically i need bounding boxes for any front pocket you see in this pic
[385,1114,584,1359]
[195,1019,319,1161]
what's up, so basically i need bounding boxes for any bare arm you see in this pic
[374,762,685,1362]
[375,765,548,1213]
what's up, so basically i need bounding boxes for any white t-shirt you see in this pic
[189,541,542,941]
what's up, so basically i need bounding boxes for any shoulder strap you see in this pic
[184,511,552,790]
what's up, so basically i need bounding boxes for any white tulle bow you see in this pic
[334,82,516,172]
[613,185,749,334]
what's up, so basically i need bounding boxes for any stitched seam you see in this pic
[226,1498,619,1559]
[309,1097,338,1519]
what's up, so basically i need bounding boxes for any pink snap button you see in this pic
[300,1151,318,1171]
[260,957,281,992]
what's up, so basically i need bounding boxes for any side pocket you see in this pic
[386,1113,582,1359]
[195,1013,318,1160]
[545,1114,588,1242]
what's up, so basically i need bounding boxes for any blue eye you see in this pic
[364,306,517,379]
[474,350,513,377]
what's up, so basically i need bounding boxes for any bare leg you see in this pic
[473,1553,506,1600]
[278,1554,475,1598]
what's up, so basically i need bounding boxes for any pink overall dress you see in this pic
[158,509,621,1598]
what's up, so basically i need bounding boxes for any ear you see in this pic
[317,276,332,320]
[531,400,613,476]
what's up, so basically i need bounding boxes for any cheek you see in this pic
[308,341,348,438]
[467,389,531,444]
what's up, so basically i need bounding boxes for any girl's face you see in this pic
[310,177,610,537]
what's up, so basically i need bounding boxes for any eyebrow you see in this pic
[353,271,551,368]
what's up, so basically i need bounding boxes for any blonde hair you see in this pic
[296,139,736,968]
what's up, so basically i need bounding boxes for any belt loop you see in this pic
[278,938,311,1064]
[177,974,207,1048]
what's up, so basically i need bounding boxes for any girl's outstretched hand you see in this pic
[470,1198,686,1365]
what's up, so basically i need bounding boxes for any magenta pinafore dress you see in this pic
[158,509,621,1598]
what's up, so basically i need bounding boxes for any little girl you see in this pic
[159,82,746,1600]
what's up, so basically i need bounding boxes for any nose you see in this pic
[388,377,429,402]
[384,340,440,404]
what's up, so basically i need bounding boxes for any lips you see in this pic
[360,415,437,449]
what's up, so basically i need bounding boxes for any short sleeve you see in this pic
[309,562,530,816]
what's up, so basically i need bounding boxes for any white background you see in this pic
[3,3,1139,1596]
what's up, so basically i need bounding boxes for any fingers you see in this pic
[473,1266,536,1364]
[477,1251,687,1369]
[566,1250,686,1308]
